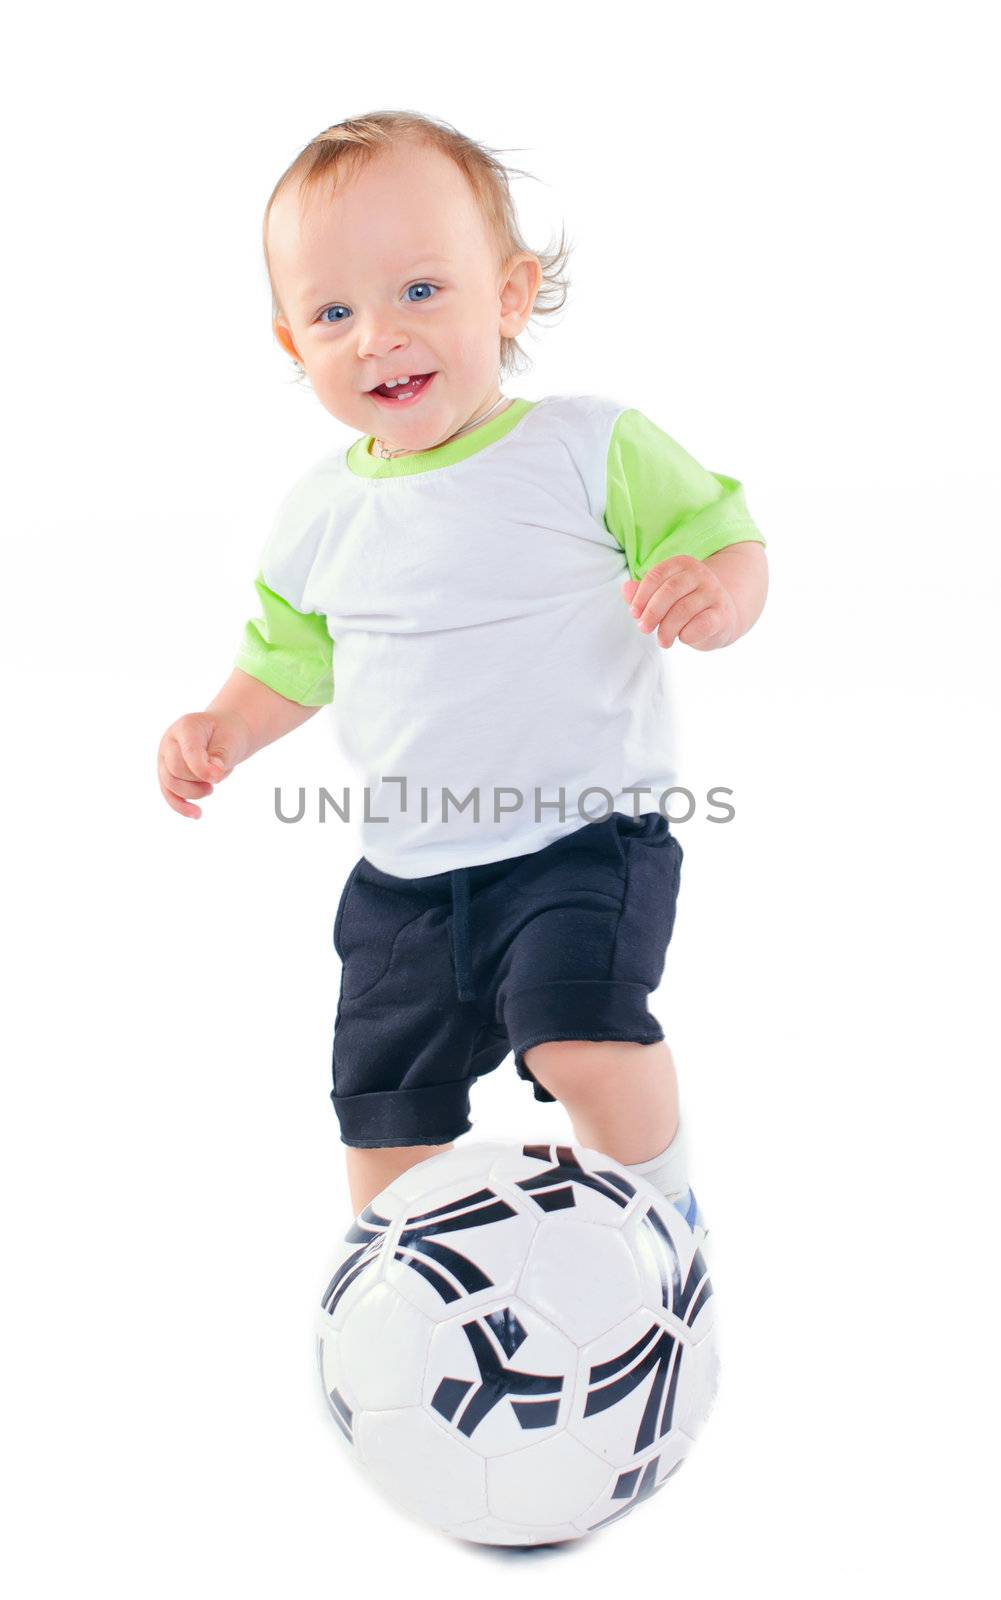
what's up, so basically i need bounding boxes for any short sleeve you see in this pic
[604,408,766,579]
[234,572,333,706]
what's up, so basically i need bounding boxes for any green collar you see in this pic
[346,396,538,478]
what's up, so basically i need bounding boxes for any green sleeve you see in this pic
[234,572,333,706]
[604,408,767,579]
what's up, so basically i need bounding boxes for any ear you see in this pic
[498,254,544,339]
[273,316,303,364]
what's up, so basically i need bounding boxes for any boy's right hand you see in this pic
[157,712,249,819]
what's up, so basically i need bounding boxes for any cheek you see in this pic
[455,319,503,367]
[311,349,350,385]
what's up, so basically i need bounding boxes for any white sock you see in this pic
[622,1120,690,1203]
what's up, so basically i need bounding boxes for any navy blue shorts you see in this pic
[329,812,683,1148]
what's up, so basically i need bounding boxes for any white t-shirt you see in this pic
[234,392,765,878]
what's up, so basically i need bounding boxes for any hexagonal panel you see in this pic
[518,1214,642,1343]
[487,1431,613,1527]
[446,1512,583,1547]
[353,1405,487,1528]
[335,1280,432,1411]
[423,1295,578,1458]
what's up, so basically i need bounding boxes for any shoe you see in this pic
[672,1184,710,1259]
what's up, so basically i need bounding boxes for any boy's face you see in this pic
[268,143,540,451]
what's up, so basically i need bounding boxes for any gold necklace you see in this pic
[373,393,511,461]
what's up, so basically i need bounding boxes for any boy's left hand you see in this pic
[622,554,738,650]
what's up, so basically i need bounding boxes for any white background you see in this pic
[4,2,998,1594]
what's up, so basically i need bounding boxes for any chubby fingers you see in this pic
[158,733,219,819]
[675,597,736,649]
[626,555,704,628]
[625,555,705,639]
[158,766,211,817]
[622,556,735,650]
[175,725,227,784]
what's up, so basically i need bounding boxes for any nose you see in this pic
[355,312,409,363]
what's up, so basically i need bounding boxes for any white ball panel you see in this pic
[354,1406,487,1528]
[446,1513,583,1547]
[518,1215,642,1343]
[337,1281,432,1411]
[487,1432,612,1526]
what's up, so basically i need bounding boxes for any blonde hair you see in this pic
[262,109,573,380]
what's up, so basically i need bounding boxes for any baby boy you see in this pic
[157,112,769,1225]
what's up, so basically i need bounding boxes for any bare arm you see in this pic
[206,667,323,764]
[158,668,323,819]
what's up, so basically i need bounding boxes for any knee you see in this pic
[522,1038,647,1101]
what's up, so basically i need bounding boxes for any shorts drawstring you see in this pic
[449,868,477,1002]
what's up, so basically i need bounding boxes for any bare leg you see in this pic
[521,1039,679,1164]
[344,1142,454,1215]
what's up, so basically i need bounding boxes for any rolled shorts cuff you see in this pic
[331,1079,474,1149]
[507,980,666,1103]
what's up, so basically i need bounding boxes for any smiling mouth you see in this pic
[369,371,437,402]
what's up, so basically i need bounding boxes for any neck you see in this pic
[372,389,508,460]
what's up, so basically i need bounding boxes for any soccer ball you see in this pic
[316,1140,719,1546]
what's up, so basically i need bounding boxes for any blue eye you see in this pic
[316,282,437,323]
